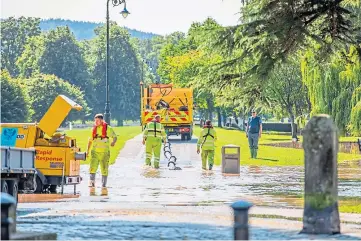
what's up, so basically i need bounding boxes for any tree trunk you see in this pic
[206,98,214,121]
[222,111,227,126]
[239,110,246,131]
[233,112,239,124]
[217,108,222,127]
[116,116,124,127]
[289,113,297,139]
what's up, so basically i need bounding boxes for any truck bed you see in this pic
[1,147,36,174]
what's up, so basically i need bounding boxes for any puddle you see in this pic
[16,135,361,239]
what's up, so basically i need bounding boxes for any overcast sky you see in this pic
[1,0,242,35]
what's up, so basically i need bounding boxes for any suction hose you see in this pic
[164,136,182,170]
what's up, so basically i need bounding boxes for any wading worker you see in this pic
[197,120,217,170]
[142,115,166,168]
[246,110,262,159]
[87,114,117,188]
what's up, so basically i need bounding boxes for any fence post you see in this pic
[231,200,253,240]
[301,114,340,234]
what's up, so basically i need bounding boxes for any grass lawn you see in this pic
[66,126,141,165]
[194,127,361,166]
[265,194,361,214]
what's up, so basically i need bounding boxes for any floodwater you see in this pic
[16,135,361,240]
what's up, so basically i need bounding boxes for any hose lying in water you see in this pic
[164,136,182,170]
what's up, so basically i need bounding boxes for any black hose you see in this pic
[164,136,181,170]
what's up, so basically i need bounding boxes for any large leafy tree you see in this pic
[266,60,310,138]
[0,70,33,123]
[302,45,361,135]
[17,26,91,89]
[210,0,361,81]
[89,23,141,125]
[1,17,41,76]
[23,74,89,122]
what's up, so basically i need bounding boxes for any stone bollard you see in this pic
[1,193,17,240]
[301,114,340,234]
[231,201,253,240]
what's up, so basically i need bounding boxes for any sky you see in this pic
[1,0,242,35]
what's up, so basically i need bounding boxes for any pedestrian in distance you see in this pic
[197,120,217,170]
[87,114,117,190]
[142,115,167,169]
[246,110,262,158]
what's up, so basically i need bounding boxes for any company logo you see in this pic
[36,149,63,162]
[1,128,18,146]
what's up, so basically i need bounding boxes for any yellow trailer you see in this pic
[140,83,194,141]
[0,95,86,194]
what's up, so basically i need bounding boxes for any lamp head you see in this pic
[120,7,130,18]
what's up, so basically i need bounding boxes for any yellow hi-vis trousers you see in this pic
[90,150,110,176]
[145,136,162,168]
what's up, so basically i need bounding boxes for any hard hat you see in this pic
[154,114,161,119]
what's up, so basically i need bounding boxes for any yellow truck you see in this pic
[1,95,86,196]
[140,83,194,140]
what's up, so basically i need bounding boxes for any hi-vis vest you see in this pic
[144,121,166,139]
[197,127,217,150]
[91,123,116,152]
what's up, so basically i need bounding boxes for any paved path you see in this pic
[17,134,361,240]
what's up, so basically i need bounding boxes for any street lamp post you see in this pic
[104,0,130,125]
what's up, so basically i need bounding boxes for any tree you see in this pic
[1,17,41,76]
[17,26,95,114]
[23,74,90,122]
[301,45,361,135]
[90,23,142,125]
[209,0,361,83]
[266,60,310,138]
[0,70,33,123]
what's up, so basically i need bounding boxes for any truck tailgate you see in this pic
[144,110,191,124]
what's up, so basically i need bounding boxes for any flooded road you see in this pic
[17,135,361,239]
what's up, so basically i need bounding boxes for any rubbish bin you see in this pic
[222,145,240,174]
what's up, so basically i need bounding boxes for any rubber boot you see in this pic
[88,173,95,187]
[101,175,108,188]
[209,164,213,171]
[254,148,258,159]
[250,148,254,158]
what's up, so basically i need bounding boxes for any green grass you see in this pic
[65,126,141,165]
[194,127,361,166]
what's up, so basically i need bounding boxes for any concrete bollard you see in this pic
[301,114,340,234]
[1,193,17,240]
[231,200,253,240]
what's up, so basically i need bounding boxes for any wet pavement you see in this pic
[16,134,361,239]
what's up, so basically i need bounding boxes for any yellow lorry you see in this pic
[140,83,194,140]
[1,95,86,195]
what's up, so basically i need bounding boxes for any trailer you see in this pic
[1,147,37,202]
[1,95,86,195]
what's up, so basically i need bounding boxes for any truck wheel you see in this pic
[181,134,185,141]
[49,185,57,193]
[8,180,19,203]
[1,180,9,194]
[187,133,192,141]
[35,176,44,193]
